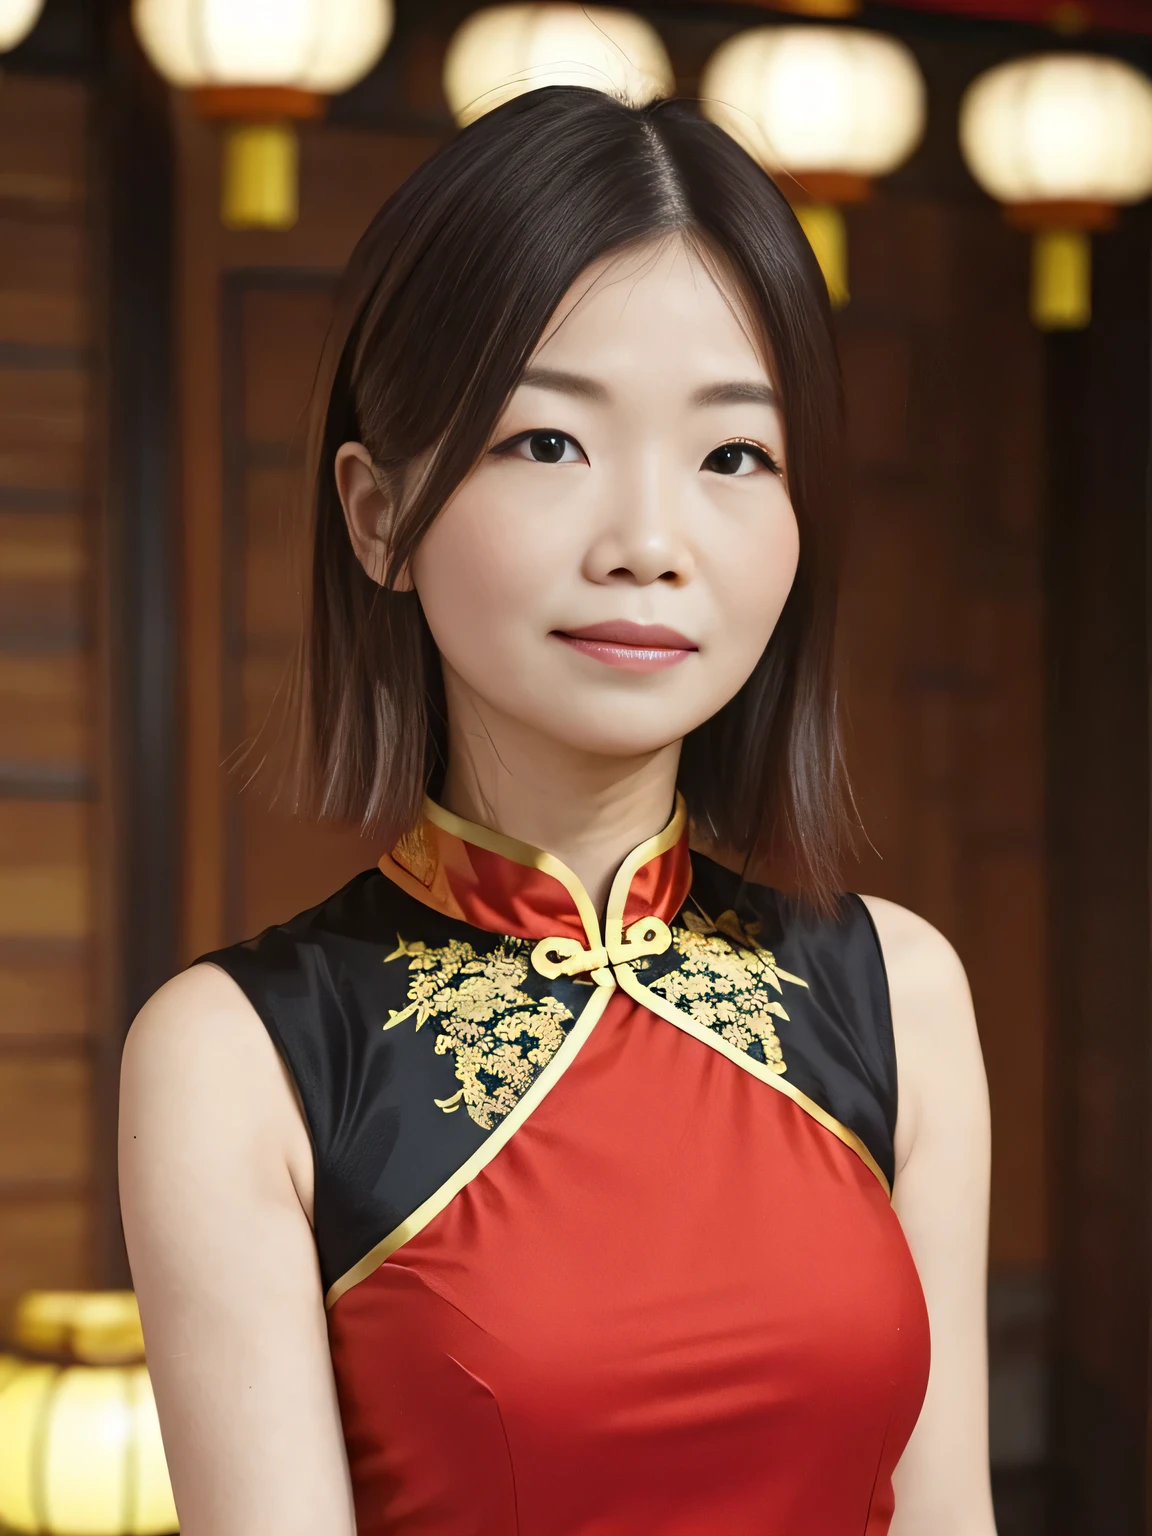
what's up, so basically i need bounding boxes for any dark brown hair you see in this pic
[299,86,852,909]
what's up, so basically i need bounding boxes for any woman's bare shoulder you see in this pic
[858,895,973,1040]
[120,961,312,1215]
[125,960,263,1054]
[857,894,986,1164]
[124,962,292,1108]
[859,899,995,1531]
[119,966,350,1535]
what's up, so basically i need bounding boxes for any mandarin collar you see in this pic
[378,794,691,953]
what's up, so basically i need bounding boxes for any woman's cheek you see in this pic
[412,492,547,670]
[708,506,800,663]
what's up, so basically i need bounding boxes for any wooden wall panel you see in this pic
[0,363,86,490]
[224,280,384,936]
[0,803,89,951]
[0,1202,90,1319]
[0,953,88,1042]
[0,1059,90,1183]
[177,106,440,956]
[0,76,97,1332]
[836,196,1046,1274]
[1044,223,1152,1532]
[0,213,86,348]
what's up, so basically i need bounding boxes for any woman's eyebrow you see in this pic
[515,370,778,409]
[518,366,609,401]
[693,380,778,407]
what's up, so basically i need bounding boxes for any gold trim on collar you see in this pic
[325,981,616,1309]
[423,796,603,949]
[422,792,687,953]
[615,963,891,1199]
[603,794,688,948]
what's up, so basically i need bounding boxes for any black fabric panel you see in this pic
[198,871,587,1293]
[682,854,898,1188]
[200,854,899,1293]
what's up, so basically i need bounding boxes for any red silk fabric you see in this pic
[381,806,693,944]
[328,983,930,1534]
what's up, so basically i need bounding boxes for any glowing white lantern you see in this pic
[0,1293,177,1536]
[701,26,926,307]
[443,4,674,128]
[0,0,43,51]
[132,0,395,229]
[960,53,1152,328]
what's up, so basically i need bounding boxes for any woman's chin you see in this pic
[508,704,704,762]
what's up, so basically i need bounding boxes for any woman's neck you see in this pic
[438,694,681,913]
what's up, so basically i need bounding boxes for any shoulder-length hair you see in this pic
[298,85,852,911]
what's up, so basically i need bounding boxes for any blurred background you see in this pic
[0,0,1148,1532]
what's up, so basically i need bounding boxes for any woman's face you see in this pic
[388,236,798,763]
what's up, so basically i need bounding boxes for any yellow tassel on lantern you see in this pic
[1031,228,1091,330]
[794,202,849,309]
[221,121,299,231]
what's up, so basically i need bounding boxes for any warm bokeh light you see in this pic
[0,1293,176,1536]
[700,24,924,309]
[960,52,1152,205]
[699,25,925,177]
[132,0,396,230]
[443,4,674,127]
[132,0,394,93]
[0,0,43,52]
[960,52,1152,329]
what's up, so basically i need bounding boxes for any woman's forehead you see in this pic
[527,235,775,386]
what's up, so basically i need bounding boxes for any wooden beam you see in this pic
[1044,211,1152,1533]
[89,0,179,1287]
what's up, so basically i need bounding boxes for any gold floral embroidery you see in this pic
[637,908,809,1075]
[383,935,574,1130]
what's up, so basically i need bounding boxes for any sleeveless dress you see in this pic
[202,794,930,1536]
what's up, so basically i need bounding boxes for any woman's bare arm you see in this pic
[862,896,997,1536]
[119,964,355,1536]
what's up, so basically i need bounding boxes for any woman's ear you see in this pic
[334,442,414,592]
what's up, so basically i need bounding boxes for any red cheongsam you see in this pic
[204,794,930,1534]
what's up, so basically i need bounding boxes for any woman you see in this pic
[120,88,993,1535]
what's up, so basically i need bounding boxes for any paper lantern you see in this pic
[960,53,1152,328]
[701,26,926,307]
[132,0,394,229]
[0,0,43,51]
[0,1292,177,1536]
[443,4,674,128]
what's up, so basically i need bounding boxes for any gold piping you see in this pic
[602,793,687,951]
[422,792,685,952]
[615,963,891,1198]
[422,797,603,950]
[325,980,616,1309]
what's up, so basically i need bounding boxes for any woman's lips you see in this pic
[553,621,698,674]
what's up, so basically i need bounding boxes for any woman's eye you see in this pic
[507,431,585,465]
[702,441,780,478]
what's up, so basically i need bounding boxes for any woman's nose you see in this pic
[580,455,694,587]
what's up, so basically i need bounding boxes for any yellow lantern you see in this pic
[132,0,395,230]
[700,26,926,307]
[443,4,674,128]
[0,1292,177,1536]
[960,53,1152,329]
[0,0,44,50]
